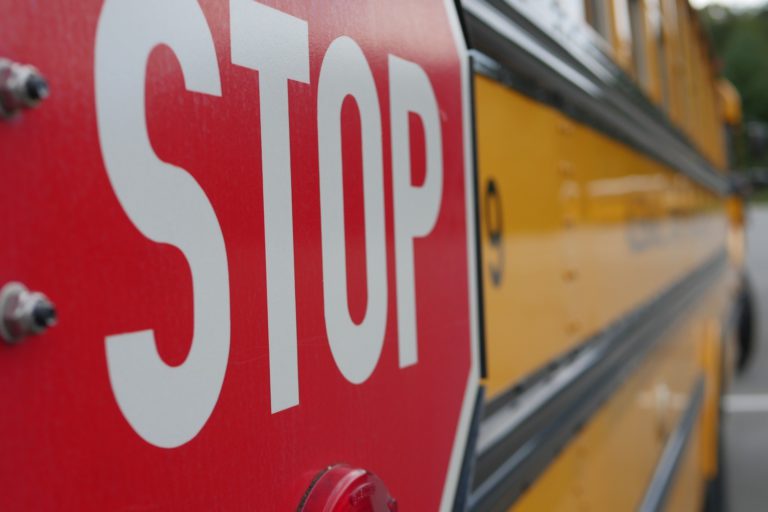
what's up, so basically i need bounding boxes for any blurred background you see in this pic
[697,1,768,177]
[694,1,768,510]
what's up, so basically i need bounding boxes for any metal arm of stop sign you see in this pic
[95,0,444,449]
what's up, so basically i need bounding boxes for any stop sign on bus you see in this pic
[0,0,480,510]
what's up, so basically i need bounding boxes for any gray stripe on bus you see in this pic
[469,250,727,511]
[461,0,730,196]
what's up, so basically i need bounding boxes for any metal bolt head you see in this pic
[0,282,57,344]
[0,58,50,119]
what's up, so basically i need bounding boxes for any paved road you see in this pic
[724,205,768,512]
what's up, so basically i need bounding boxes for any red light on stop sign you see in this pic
[300,465,398,512]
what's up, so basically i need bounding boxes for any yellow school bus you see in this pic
[461,0,749,510]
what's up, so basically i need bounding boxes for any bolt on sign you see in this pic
[0,0,480,510]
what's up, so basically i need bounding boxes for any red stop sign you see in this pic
[0,0,480,510]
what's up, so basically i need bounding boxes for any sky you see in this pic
[690,0,767,8]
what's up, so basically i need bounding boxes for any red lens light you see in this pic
[300,464,397,512]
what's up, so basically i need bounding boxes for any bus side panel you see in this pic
[475,75,728,401]
[508,270,737,512]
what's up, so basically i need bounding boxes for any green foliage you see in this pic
[750,186,768,204]
[700,3,768,168]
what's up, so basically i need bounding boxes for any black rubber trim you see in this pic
[639,376,706,512]
[468,249,727,512]
[468,52,489,380]
[461,0,729,195]
[453,0,474,49]
[736,274,756,372]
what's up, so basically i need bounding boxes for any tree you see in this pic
[701,4,768,167]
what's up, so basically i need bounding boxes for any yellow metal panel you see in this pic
[509,270,735,511]
[575,316,701,511]
[699,318,723,480]
[472,4,735,507]
[510,441,587,512]
[474,74,728,400]
[474,77,573,398]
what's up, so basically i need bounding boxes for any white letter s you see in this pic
[95,0,229,448]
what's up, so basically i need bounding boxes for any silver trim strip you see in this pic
[462,0,730,195]
[469,250,726,511]
[639,377,706,512]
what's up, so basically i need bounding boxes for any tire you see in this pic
[737,276,756,373]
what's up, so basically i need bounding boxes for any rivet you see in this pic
[566,321,581,335]
[562,269,579,282]
[558,161,574,177]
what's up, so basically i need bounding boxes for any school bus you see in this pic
[0,0,750,510]
[463,0,749,511]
